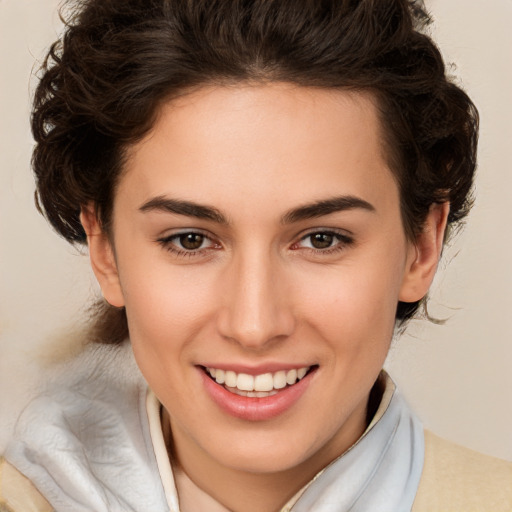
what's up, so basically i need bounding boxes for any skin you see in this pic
[82,83,448,512]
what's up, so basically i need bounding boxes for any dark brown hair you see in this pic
[32,0,478,343]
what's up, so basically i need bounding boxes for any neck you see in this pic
[162,403,369,512]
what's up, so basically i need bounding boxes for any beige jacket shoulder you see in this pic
[413,430,512,511]
[0,457,53,512]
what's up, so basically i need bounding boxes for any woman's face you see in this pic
[89,84,437,481]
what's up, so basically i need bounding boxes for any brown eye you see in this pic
[310,233,334,249]
[157,230,220,256]
[179,233,205,250]
[293,230,354,253]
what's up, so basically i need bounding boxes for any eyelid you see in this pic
[158,227,211,239]
[298,226,353,241]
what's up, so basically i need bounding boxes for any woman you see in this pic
[1,0,511,510]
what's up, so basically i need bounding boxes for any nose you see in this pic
[216,248,295,350]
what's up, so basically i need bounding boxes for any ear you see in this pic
[399,202,450,303]
[80,205,125,307]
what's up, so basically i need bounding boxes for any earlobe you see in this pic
[80,205,125,308]
[399,202,450,303]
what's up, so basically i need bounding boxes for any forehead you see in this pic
[119,83,398,218]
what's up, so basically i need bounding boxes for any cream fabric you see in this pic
[412,430,512,511]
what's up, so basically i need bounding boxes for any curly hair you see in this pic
[32,0,478,342]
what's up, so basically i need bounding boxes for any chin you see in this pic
[205,431,319,475]
[228,452,306,475]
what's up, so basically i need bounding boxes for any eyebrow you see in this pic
[139,196,228,224]
[139,194,375,225]
[281,196,376,224]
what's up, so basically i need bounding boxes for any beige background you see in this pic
[1,0,511,459]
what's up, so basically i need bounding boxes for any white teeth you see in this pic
[236,373,254,391]
[286,369,297,385]
[259,390,277,397]
[233,389,278,398]
[273,371,287,389]
[207,366,311,394]
[254,373,274,392]
[225,371,237,388]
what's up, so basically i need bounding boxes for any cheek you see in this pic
[118,257,217,351]
[293,254,404,352]
[119,262,221,405]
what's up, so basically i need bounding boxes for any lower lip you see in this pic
[200,368,315,421]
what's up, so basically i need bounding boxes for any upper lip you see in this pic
[197,363,315,375]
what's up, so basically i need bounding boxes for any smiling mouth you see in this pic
[203,366,316,398]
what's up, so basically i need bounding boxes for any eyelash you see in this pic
[292,230,354,255]
[156,229,354,258]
